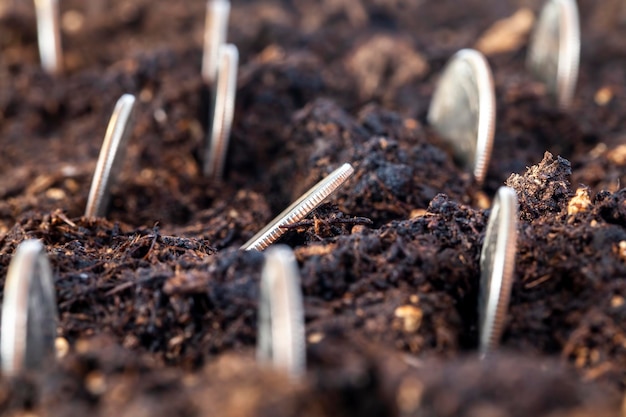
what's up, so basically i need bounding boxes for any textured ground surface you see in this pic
[1,0,626,415]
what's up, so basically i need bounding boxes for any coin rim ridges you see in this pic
[456,49,496,185]
[479,186,518,354]
[241,163,355,251]
[427,48,496,185]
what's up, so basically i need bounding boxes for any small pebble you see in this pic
[594,87,613,106]
[153,108,167,124]
[567,187,591,216]
[475,8,534,56]
[394,305,423,333]
[617,241,626,262]
[607,144,626,166]
[85,371,107,395]
[308,333,324,344]
[62,10,84,33]
[55,337,70,359]
[611,295,624,308]
[45,188,66,200]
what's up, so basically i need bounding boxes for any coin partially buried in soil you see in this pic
[1,240,58,374]
[34,0,63,74]
[257,245,306,378]
[527,0,580,109]
[479,186,518,354]
[202,0,231,85]
[85,94,137,218]
[242,163,354,251]
[427,48,495,185]
[204,43,239,179]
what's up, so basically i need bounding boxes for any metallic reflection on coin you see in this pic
[479,186,518,355]
[85,94,136,218]
[1,240,58,374]
[527,0,580,109]
[257,245,306,378]
[204,44,238,179]
[202,0,231,84]
[427,49,495,185]
[242,163,354,251]
[34,0,63,74]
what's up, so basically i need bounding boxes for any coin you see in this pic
[478,186,518,354]
[1,240,58,374]
[427,49,495,185]
[34,0,63,75]
[202,0,231,85]
[527,0,580,109]
[257,245,306,378]
[85,94,136,218]
[204,44,238,179]
[241,163,354,251]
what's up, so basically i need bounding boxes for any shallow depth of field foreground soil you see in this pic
[1,0,626,416]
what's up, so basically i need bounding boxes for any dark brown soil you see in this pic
[1,0,626,415]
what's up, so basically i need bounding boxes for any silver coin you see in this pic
[257,245,306,378]
[201,0,231,85]
[1,240,58,374]
[428,49,495,185]
[479,186,518,354]
[204,44,238,179]
[527,0,580,109]
[241,163,354,251]
[85,94,137,218]
[34,0,63,75]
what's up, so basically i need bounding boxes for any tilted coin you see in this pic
[427,49,495,185]
[85,94,137,218]
[34,0,63,75]
[204,44,238,179]
[527,0,580,109]
[241,163,355,251]
[257,245,306,378]
[1,240,58,374]
[478,186,518,354]
[202,0,231,85]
